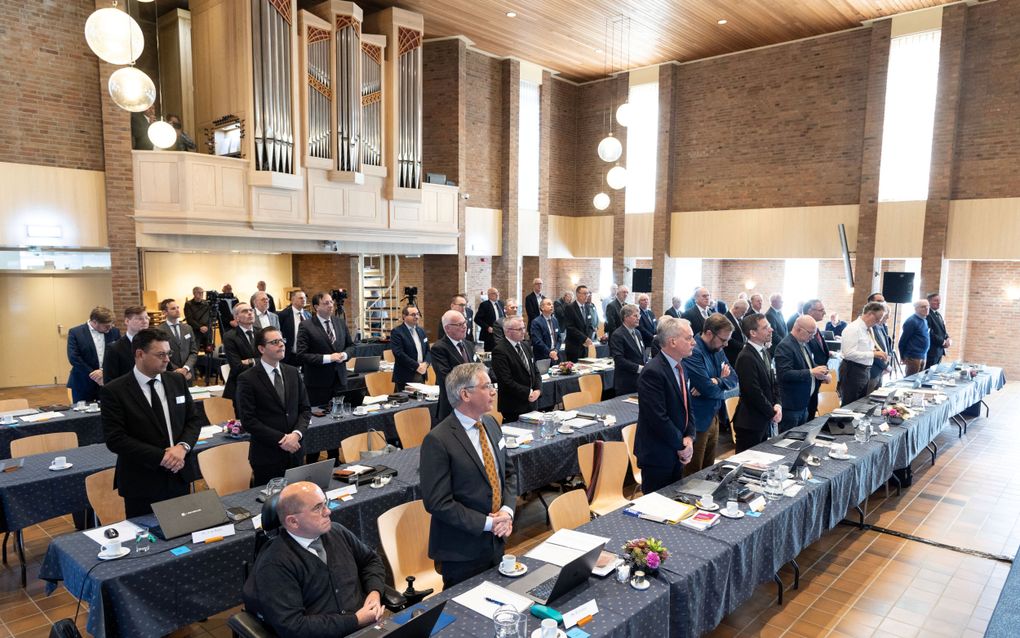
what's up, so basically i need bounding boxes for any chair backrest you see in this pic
[577,375,602,404]
[220,363,231,382]
[382,349,395,364]
[620,424,641,484]
[484,409,503,425]
[203,397,236,424]
[0,398,29,411]
[562,391,589,411]
[85,468,125,526]
[586,343,598,359]
[340,431,388,463]
[365,371,394,396]
[817,391,840,417]
[197,441,253,496]
[724,396,741,444]
[818,376,838,394]
[66,388,74,404]
[577,441,630,515]
[10,432,78,459]
[394,407,431,449]
[548,489,591,532]
[425,365,436,386]
[378,500,443,593]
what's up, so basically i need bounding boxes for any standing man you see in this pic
[802,299,831,419]
[609,305,647,396]
[252,291,281,331]
[439,294,475,346]
[775,316,829,432]
[838,302,889,405]
[765,294,788,355]
[493,298,519,344]
[223,303,258,405]
[236,327,311,486]
[637,294,658,347]
[899,299,931,377]
[682,314,738,475]
[217,284,238,341]
[102,329,202,516]
[157,299,197,385]
[604,285,629,336]
[66,306,121,403]
[184,287,213,352]
[562,285,597,362]
[634,316,696,493]
[253,280,276,313]
[749,293,765,315]
[103,306,150,384]
[530,298,560,362]
[278,290,311,367]
[524,278,544,330]
[390,305,431,391]
[490,317,542,423]
[421,363,517,588]
[431,310,479,421]
[474,288,505,352]
[723,299,748,366]
[926,292,951,367]
[665,296,684,318]
[733,313,782,452]
[682,287,713,335]
[866,293,891,393]
[297,293,354,407]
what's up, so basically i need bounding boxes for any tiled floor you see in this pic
[0,383,1015,636]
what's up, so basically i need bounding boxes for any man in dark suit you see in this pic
[297,292,354,407]
[562,285,598,362]
[216,284,239,341]
[66,306,121,403]
[926,292,950,367]
[682,287,713,335]
[432,311,480,421]
[490,317,542,423]
[637,293,658,347]
[421,363,517,588]
[665,295,684,318]
[524,278,544,330]
[102,329,203,517]
[775,316,830,433]
[474,288,505,352]
[723,299,748,365]
[801,299,831,419]
[157,299,198,385]
[236,328,311,486]
[733,313,782,452]
[222,302,258,405]
[529,298,560,362]
[184,287,213,352]
[438,294,475,345]
[765,293,788,356]
[604,285,629,336]
[634,316,696,493]
[609,304,647,395]
[103,305,150,384]
[553,291,574,333]
[277,290,311,367]
[390,305,431,391]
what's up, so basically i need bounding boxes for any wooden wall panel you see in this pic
[0,162,107,248]
[875,201,925,258]
[624,212,653,258]
[947,198,1020,259]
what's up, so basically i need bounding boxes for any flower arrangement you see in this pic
[623,537,669,572]
[224,419,244,437]
[557,361,575,375]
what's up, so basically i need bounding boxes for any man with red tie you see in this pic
[431,310,480,421]
[634,316,697,493]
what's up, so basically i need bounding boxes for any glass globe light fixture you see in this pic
[597,134,622,163]
[593,192,611,210]
[606,165,628,190]
[616,102,632,127]
[84,7,144,65]
[148,120,177,149]
[108,66,156,112]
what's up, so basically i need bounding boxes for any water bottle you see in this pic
[541,414,556,440]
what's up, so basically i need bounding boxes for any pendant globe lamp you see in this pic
[84,4,144,65]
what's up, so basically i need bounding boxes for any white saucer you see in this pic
[557,426,574,435]
[719,508,745,519]
[696,501,719,511]
[48,463,73,471]
[97,546,130,560]
[499,563,528,578]
[630,577,651,591]
[531,628,566,638]
[828,453,851,460]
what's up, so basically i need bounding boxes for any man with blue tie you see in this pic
[66,306,121,403]
[636,294,658,347]
[529,298,560,362]
[609,304,646,395]
[682,314,739,475]
[390,305,431,391]
[634,316,696,493]
[775,316,830,432]
[277,290,311,367]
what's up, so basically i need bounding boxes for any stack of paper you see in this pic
[19,411,64,423]
[500,425,535,444]
[452,581,532,618]
[625,492,696,524]
[198,425,223,440]
[727,450,785,468]
[362,395,389,405]
[405,383,440,397]
[526,528,609,566]
[562,417,597,429]
[680,511,721,531]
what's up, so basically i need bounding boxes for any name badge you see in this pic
[175,395,186,405]
[498,438,506,449]
[184,333,191,340]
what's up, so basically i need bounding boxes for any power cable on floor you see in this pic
[840,520,1015,564]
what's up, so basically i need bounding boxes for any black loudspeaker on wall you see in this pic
[882,272,914,304]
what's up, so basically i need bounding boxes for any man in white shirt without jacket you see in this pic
[838,302,889,406]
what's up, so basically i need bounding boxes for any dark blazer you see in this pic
[101,371,202,499]
[766,307,789,355]
[66,323,120,403]
[634,353,693,472]
[529,314,560,361]
[431,336,477,421]
[296,315,354,394]
[926,309,949,364]
[156,321,198,373]
[682,336,738,432]
[774,335,814,412]
[245,522,386,638]
[609,325,646,395]
[183,298,211,332]
[638,309,657,347]
[562,302,596,362]
[490,338,542,422]
[421,413,517,563]
[870,323,892,380]
[236,362,310,471]
[807,329,831,366]
[102,335,136,385]
[277,307,312,366]
[604,299,624,336]
[733,343,779,436]
[524,292,543,328]
[217,295,238,337]
[681,306,708,336]
[665,306,682,318]
[553,299,569,328]
[723,311,746,365]
[223,326,257,401]
[389,323,431,387]
[473,299,505,351]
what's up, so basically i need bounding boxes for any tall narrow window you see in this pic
[783,259,819,319]
[878,30,942,202]
[673,259,703,305]
[518,80,540,212]
[623,82,658,214]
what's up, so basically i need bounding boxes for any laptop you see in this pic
[352,601,448,638]
[789,446,814,474]
[677,463,744,501]
[354,356,382,373]
[783,424,824,451]
[508,544,603,605]
[535,358,552,375]
[283,458,336,491]
[150,489,229,540]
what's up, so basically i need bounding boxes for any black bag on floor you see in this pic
[49,619,83,638]
[892,466,913,488]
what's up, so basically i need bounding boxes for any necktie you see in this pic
[633,330,644,360]
[272,367,285,403]
[870,327,885,352]
[801,344,816,391]
[147,378,172,446]
[495,301,503,318]
[515,342,530,370]
[547,317,555,346]
[245,330,254,350]
[675,364,689,431]
[172,323,180,341]
[324,320,335,344]
[458,340,471,363]
[308,537,328,565]
[475,422,502,513]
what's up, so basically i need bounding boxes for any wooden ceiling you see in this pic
[337,0,959,82]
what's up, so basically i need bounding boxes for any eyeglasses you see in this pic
[265,338,287,346]
[307,500,329,514]
[149,351,172,359]
[465,383,495,392]
[452,302,467,307]
[506,326,525,332]
[447,321,467,328]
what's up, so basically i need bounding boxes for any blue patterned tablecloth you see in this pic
[0,411,104,460]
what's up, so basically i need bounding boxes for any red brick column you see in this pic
[651,64,678,312]
[492,59,520,300]
[537,70,553,286]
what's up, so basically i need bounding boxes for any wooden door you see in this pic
[51,273,114,385]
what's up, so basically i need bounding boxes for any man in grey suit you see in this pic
[421,363,517,589]
[252,291,281,331]
[157,299,198,385]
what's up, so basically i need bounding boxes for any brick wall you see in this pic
[422,254,461,340]
[712,260,787,310]
[422,39,463,183]
[291,254,358,331]
[465,256,493,308]
[962,261,1020,379]
[551,258,602,300]
[573,77,628,217]
[816,259,856,326]
[464,51,504,209]
[941,260,970,362]
[0,0,103,171]
[547,77,577,216]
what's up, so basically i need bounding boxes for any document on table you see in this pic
[562,418,597,429]
[405,383,440,396]
[452,581,532,618]
[362,394,389,405]
[727,450,786,467]
[198,425,222,440]
[19,411,64,423]
[562,599,599,629]
[192,523,236,544]
[501,425,535,443]
[84,520,145,546]
[526,529,609,566]
[626,492,695,524]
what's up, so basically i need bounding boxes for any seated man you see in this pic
[244,481,386,638]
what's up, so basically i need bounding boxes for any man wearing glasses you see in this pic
[682,313,739,475]
[237,328,311,486]
[437,294,474,345]
[431,310,480,420]
[775,315,831,433]
[102,329,203,517]
[421,363,517,588]
[490,316,542,423]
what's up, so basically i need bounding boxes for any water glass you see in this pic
[854,420,871,444]
[541,414,557,440]
[615,561,631,583]
[763,467,784,501]
[493,605,525,638]
[134,527,150,553]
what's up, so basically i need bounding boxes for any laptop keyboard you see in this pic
[527,576,557,600]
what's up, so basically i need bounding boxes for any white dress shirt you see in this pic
[452,409,514,532]
[841,318,876,366]
[132,366,175,447]
[407,323,423,362]
[89,324,107,367]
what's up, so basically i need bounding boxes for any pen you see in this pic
[203,536,224,544]
[485,596,507,606]
[578,614,593,626]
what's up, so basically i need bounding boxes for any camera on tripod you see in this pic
[330,289,348,314]
[402,286,418,305]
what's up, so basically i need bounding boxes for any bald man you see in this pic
[774,316,830,433]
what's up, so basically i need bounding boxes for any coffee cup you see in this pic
[541,618,558,638]
[831,443,848,456]
[100,539,122,557]
[52,456,67,468]
[353,406,368,416]
[504,436,519,449]
[726,500,740,516]
[0,416,15,425]
[501,554,516,572]
[700,494,715,508]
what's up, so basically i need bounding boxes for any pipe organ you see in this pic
[303,23,332,162]
[361,35,385,171]
[251,0,295,173]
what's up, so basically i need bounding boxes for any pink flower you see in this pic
[646,552,660,569]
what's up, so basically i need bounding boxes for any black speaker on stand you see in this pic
[881,272,915,379]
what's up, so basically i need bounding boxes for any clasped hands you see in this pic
[491,510,513,538]
[278,432,302,453]
[160,444,188,473]
[355,591,383,626]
